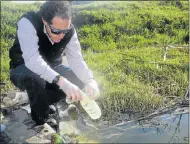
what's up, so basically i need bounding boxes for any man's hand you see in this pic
[57,76,83,102]
[85,79,100,100]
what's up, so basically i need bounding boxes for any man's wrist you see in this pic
[52,75,61,84]
[56,76,67,86]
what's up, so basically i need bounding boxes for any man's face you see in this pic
[43,17,72,43]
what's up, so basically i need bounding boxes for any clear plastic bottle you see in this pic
[80,93,101,120]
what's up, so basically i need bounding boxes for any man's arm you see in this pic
[17,17,59,83]
[65,30,100,99]
[65,29,94,84]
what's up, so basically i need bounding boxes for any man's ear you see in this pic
[42,17,47,25]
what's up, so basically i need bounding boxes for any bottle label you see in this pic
[82,102,100,116]
[80,98,101,119]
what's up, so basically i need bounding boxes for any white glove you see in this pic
[57,76,83,102]
[85,79,100,100]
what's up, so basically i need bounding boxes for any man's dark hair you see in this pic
[39,1,72,24]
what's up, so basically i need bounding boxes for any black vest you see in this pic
[9,11,75,69]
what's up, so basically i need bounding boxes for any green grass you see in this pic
[83,46,188,118]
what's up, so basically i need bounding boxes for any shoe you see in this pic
[49,105,56,114]
[46,118,57,126]
[33,118,58,133]
[31,110,57,126]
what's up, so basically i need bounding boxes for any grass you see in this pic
[83,46,188,120]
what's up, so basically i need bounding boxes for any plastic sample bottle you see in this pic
[80,93,101,120]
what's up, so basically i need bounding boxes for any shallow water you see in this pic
[87,107,189,143]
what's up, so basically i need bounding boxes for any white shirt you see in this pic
[17,17,93,84]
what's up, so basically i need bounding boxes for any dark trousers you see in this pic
[10,64,84,124]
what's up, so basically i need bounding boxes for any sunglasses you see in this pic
[47,23,72,35]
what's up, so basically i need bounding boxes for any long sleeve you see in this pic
[65,29,94,84]
[17,17,59,83]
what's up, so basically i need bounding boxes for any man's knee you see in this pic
[24,73,46,89]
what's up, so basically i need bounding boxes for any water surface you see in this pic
[90,107,189,143]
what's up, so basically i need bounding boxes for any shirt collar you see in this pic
[43,25,54,45]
